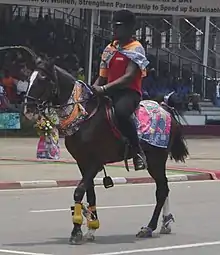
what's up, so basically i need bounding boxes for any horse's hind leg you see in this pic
[136,147,173,238]
[160,196,175,234]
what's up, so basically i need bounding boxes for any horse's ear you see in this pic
[35,57,42,66]
[48,58,56,69]
[35,57,51,72]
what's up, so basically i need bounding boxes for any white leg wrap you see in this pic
[162,196,170,216]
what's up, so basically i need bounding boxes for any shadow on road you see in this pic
[3,233,162,247]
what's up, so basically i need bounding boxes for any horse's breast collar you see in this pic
[57,80,98,136]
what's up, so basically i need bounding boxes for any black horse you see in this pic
[2,46,189,244]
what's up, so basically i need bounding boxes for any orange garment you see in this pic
[2,77,16,102]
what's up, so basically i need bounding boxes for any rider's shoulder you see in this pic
[131,40,145,54]
[104,41,117,50]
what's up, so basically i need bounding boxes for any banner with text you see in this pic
[1,0,220,17]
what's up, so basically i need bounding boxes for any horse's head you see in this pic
[25,61,77,120]
[23,58,59,120]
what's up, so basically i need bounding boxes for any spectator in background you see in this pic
[14,79,28,104]
[77,67,85,82]
[142,68,157,99]
[0,74,10,112]
[1,70,17,104]
[0,73,4,94]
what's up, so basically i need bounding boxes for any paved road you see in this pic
[0,181,219,255]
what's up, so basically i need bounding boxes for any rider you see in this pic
[92,10,149,170]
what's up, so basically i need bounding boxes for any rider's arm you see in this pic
[93,76,107,87]
[92,46,108,87]
[103,60,140,91]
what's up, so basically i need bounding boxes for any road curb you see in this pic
[0,173,213,190]
[1,156,219,180]
[1,156,220,177]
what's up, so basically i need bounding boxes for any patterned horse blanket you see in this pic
[134,100,171,148]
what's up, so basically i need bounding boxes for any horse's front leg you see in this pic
[69,181,86,245]
[69,164,101,244]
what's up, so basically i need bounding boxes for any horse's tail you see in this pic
[170,117,189,163]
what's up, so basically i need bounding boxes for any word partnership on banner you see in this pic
[1,0,220,16]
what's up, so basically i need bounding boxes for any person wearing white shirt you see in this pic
[0,85,4,94]
[14,79,28,95]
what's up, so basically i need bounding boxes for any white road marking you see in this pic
[30,204,155,213]
[0,248,52,255]
[88,240,220,255]
[0,179,216,193]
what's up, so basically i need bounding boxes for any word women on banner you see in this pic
[1,0,220,17]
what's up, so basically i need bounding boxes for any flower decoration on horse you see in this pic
[34,114,57,138]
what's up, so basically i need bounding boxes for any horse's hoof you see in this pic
[84,229,96,242]
[136,227,153,238]
[160,225,171,234]
[69,229,83,245]
[160,213,174,234]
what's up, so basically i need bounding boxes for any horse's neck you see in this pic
[53,78,75,117]
[55,90,75,118]
[57,78,74,106]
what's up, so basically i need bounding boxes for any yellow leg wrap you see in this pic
[87,206,100,230]
[72,203,83,225]
[87,219,100,229]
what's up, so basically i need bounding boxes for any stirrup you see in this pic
[133,153,147,171]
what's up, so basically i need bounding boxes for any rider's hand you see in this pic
[93,85,106,94]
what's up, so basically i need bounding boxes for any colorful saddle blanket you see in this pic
[134,100,171,148]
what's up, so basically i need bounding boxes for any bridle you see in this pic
[24,65,97,124]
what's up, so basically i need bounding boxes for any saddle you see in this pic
[103,97,123,140]
[102,96,127,140]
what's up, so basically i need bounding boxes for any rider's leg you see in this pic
[112,89,147,170]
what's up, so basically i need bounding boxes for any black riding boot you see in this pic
[132,144,147,171]
[118,117,147,171]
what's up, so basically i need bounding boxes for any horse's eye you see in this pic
[39,74,46,80]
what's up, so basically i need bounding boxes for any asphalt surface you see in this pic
[0,181,219,255]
